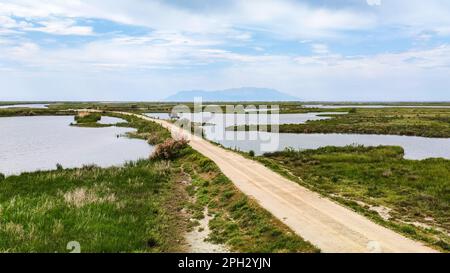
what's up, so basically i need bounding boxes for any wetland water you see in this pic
[0,104,49,109]
[216,132,450,160]
[302,104,450,109]
[146,112,450,160]
[0,116,153,175]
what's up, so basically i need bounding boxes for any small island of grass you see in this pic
[72,112,109,128]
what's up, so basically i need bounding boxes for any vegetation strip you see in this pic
[229,108,450,138]
[258,146,449,252]
[0,112,317,253]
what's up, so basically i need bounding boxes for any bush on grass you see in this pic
[151,138,189,160]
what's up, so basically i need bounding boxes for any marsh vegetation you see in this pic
[258,146,450,251]
[230,108,450,138]
[0,113,317,253]
[3,102,450,252]
[0,160,186,252]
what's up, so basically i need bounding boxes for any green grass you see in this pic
[0,113,317,253]
[0,113,178,253]
[2,101,450,115]
[111,113,172,144]
[260,146,450,251]
[0,108,75,117]
[74,113,101,123]
[0,161,187,253]
[71,112,110,128]
[229,108,450,138]
[4,101,337,115]
[176,149,319,253]
[0,149,318,253]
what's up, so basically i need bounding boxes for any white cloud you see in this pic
[0,15,32,30]
[375,0,450,37]
[0,0,376,39]
[311,44,329,55]
[232,0,376,39]
[1,0,450,100]
[215,46,450,101]
[0,14,92,36]
[2,43,450,101]
[1,0,450,40]
[367,0,381,7]
[26,18,93,36]
[3,29,449,77]
[9,42,40,59]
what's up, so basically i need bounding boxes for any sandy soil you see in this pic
[114,111,438,253]
[185,208,229,253]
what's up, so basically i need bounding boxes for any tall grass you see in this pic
[230,108,450,138]
[176,148,319,253]
[0,113,317,253]
[74,113,101,124]
[0,161,183,252]
[262,145,450,251]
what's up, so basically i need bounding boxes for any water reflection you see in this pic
[0,116,152,175]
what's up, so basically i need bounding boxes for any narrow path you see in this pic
[117,111,437,253]
[185,208,229,253]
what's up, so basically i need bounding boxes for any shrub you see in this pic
[154,161,172,176]
[367,184,385,197]
[434,240,450,251]
[151,138,189,160]
[198,158,217,172]
[75,112,101,124]
[249,150,255,157]
[147,133,162,145]
[0,173,5,181]
[56,163,64,171]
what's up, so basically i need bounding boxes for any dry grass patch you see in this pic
[3,222,25,239]
[63,188,116,208]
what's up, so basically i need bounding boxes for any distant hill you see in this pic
[165,87,299,102]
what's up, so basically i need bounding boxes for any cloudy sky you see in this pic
[1,0,450,101]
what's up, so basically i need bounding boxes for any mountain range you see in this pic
[165,87,299,102]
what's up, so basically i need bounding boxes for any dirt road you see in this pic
[122,112,437,253]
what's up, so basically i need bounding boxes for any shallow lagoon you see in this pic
[214,132,450,160]
[302,104,450,109]
[0,104,49,109]
[0,116,153,175]
[145,112,450,160]
[145,112,344,126]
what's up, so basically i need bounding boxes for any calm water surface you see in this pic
[98,116,126,124]
[215,132,450,160]
[145,112,450,160]
[145,112,343,126]
[0,116,153,176]
[0,104,49,109]
[303,104,450,109]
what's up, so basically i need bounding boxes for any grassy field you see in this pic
[0,101,346,115]
[230,107,450,138]
[258,146,450,251]
[179,148,318,253]
[0,108,75,117]
[0,160,187,253]
[70,112,109,128]
[2,101,450,114]
[4,102,450,252]
[0,113,317,253]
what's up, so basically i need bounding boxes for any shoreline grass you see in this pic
[0,108,76,117]
[178,147,319,253]
[228,108,450,138]
[0,161,186,253]
[257,145,450,252]
[0,112,317,253]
